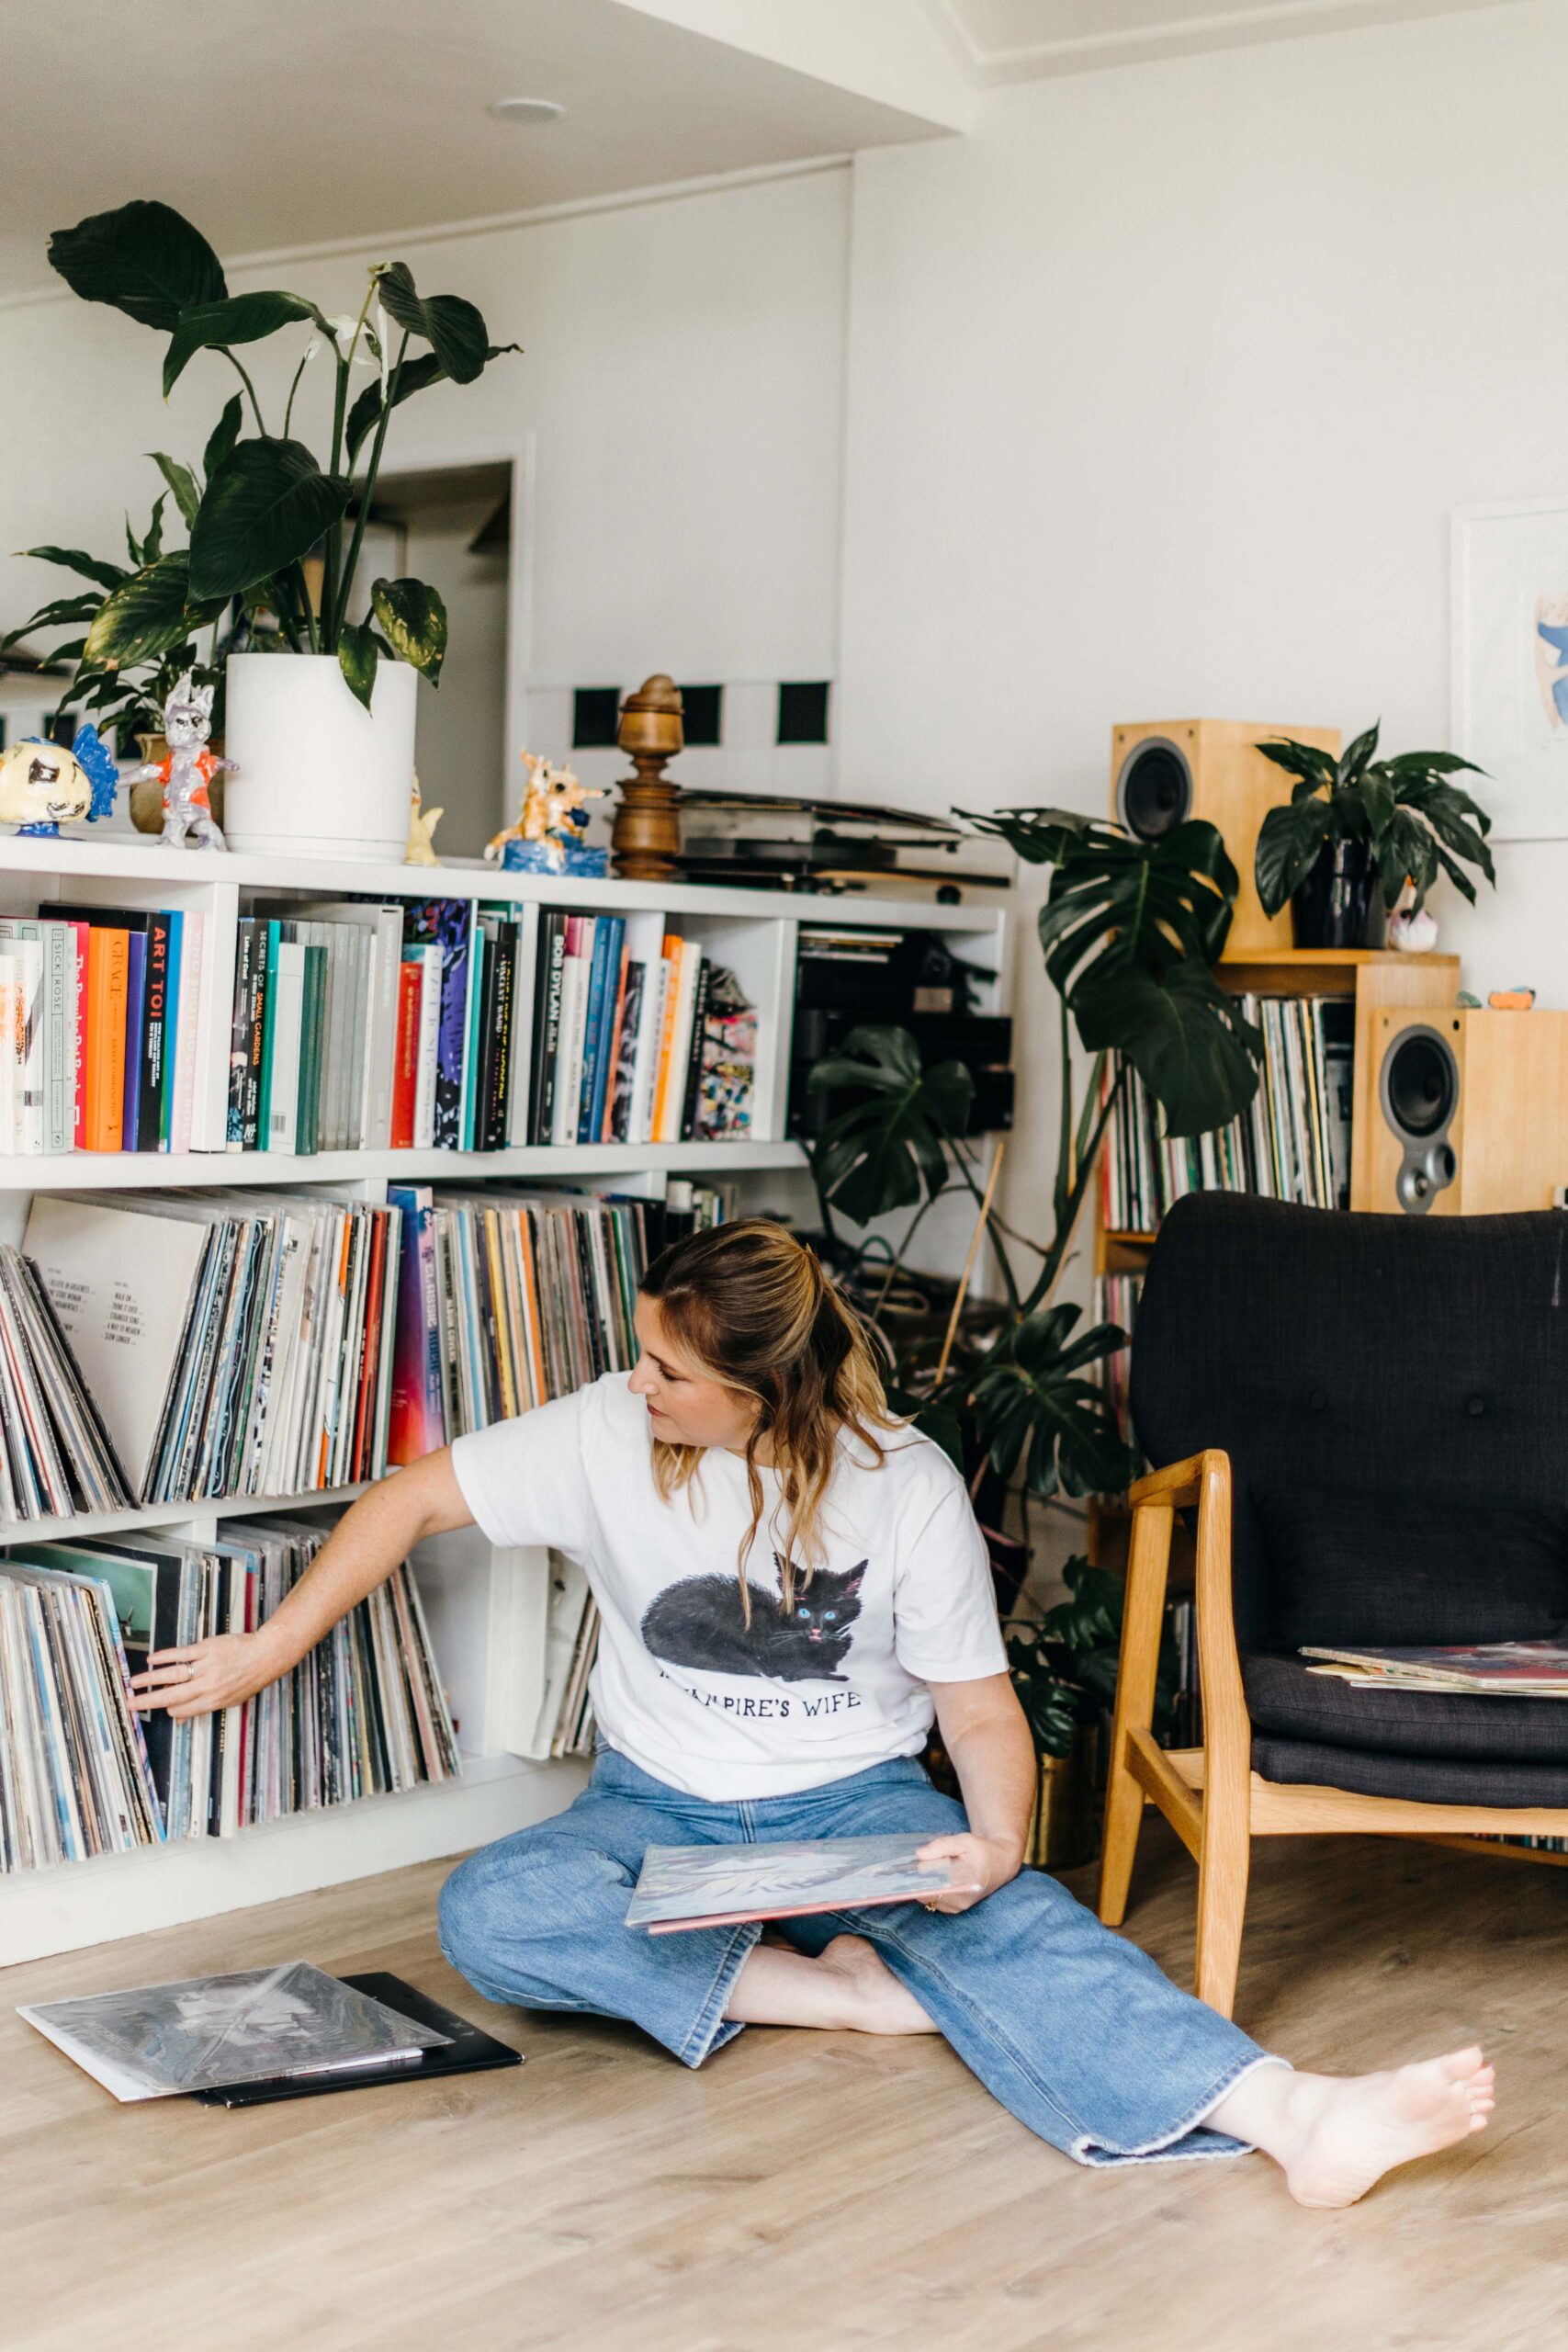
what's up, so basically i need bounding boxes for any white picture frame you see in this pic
[1452,493,1568,841]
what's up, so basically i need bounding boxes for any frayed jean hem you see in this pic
[1069,2052,1293,2168]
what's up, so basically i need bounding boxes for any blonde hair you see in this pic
[639,1217,900,1610]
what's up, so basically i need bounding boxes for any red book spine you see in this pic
[389,960,420,1149]
[70,920,88,1150]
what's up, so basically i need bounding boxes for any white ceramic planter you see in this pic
[222,652,417,863]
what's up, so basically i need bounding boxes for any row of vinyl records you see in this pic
[1100,995,1355,1234]
[2,1182,728,1521]
[0,894,761,1159]
[0,1518,458,1874]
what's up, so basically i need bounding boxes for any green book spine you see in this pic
[256,920,281,1148]
[297,944,327,1156]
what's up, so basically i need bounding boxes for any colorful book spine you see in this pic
[121,932,146,1151]
[390,959,422,1150]
[140,912,171,1152]
[83,927,128,1152]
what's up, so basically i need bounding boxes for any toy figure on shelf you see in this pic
[485,750,607,876]
[126,674,232,850]
[406,775,444,866]
[0,722,119,838]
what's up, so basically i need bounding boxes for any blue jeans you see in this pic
[438,1747,1280,2167]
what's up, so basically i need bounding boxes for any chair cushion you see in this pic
[1250,1732,1568,1810]
[1244,1650,1568,1764]
[1250,1480,1568,1649]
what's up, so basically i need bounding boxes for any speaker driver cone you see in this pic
[1116,740,1193,841]
[1379,1024,1460,1214]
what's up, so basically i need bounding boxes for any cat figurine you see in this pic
[640,1555,866,1683]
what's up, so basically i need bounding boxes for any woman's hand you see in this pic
[914,1830,1023,1915]
[129,1628,291,1721]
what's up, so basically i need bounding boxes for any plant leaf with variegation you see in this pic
[84,554,222,671]
[370,577,446,683]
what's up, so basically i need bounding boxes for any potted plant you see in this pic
[807,807,1263,1585]
[1253,723,1495,948]
[4,477,232,831]
[1006,1559,1179,1869]
[34,199,519,860]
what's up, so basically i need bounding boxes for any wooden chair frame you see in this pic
[1097,1450,1568,2018]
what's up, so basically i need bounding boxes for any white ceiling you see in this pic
[925,0,1522,79]
[0,0,950,301]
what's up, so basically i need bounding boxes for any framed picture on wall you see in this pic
[1452,494,1568,841]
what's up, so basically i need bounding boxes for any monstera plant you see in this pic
[18,199,519,716]
[807,809,1264,1517]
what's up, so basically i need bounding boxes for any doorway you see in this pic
[353,460,513,858]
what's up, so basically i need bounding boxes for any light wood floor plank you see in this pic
[4,1826,1567,2351]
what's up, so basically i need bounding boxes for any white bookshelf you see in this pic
[0,833,1010,1965]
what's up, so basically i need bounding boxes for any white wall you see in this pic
[837,0,1568,1277]
[0,163,850,803]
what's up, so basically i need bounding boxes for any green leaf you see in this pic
[188,437,350,600]
[17,546,128,593]
[149,452,200,529]
[1337,719,1382,788]
[337,621,379,712]
[49,199,226,332]
[374,264,508,385]
[163,290,322,397]
[203,394,244,482]
[1255,796,1333,915]
[370,577,446,683]
[1079,961,1262,1139]
[1359,767,1396,844]
[1375,808,1440,910]
[83,554,221,671]
[966,1305,1135,1501]
[1257,737,1337,793]
[344,353,446,466]
[141,492,168,564]
[807,1023,972,1226]
[0,594,102,652]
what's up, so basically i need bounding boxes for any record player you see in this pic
[677,790,1011,901]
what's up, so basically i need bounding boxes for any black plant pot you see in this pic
[1291,837,1379,949]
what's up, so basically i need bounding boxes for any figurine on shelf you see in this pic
[126,674,232,850]
[406,775,444,865]
[0,722,119,838]
[486,750,607,876]
[1385,876,1439,954]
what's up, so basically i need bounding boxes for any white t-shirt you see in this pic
[449,1372,1008,1801]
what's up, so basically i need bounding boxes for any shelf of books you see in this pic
[1088,948,1459,1577]
[0,835,1010,1963]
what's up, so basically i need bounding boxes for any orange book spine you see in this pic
[649,933,682,1141]
[84,927,128,1151]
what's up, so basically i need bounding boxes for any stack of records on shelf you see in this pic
[1100,994,1354,1234]
[0,1552,161,1869]
[0,1241,131,1518]
[0,901,231,1156]
[389,1182,724,1458]
[1092,1270,1144,1463]
[230,898,530,1156]
[536,1555,599,1760]
[0,1518,458,1871]
[21,1191,400,1505]
[527,913,755,1148]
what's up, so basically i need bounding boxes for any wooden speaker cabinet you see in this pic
[1354,1007,1568,1216]
[1111,720,1340,957]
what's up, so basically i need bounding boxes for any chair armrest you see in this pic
[1128,1453,1208,1510]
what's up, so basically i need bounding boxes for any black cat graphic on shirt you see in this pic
[640,1554,866,1683]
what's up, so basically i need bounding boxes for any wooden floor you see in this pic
[6,1825,1568,2352]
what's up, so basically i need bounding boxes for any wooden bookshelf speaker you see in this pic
[1111,720,1340,957]
[1354,1007,1568,1215]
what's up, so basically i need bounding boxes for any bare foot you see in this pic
[1225,2047,1495,2209]
[816,1934,939,2035]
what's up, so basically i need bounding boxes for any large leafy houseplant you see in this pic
[17,199,518,717]
[1254,721,1495,930]
[808,808,1265,1529]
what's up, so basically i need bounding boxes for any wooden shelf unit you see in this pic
[0,833,1012,1963]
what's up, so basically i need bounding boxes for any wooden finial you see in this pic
[612,674,683,880]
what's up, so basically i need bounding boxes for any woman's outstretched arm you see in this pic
[129,1448,473,1721]
[917,1671,1037,1913]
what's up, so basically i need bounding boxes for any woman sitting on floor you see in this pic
[132,1219,1494,2206]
